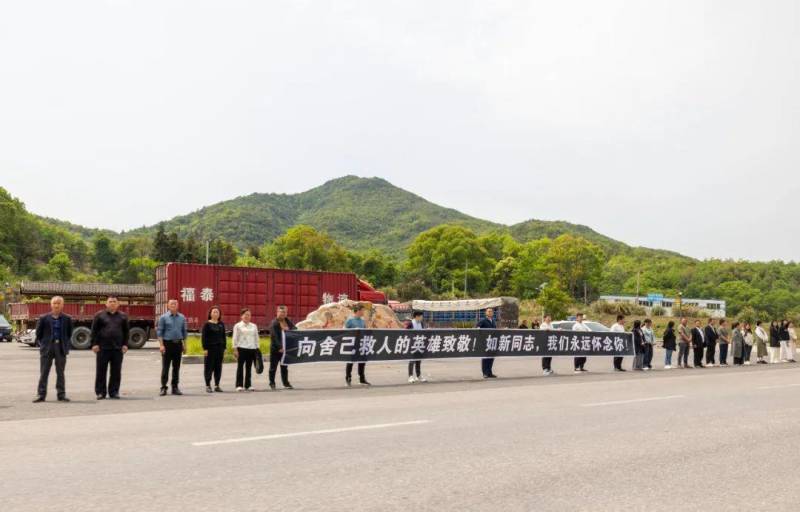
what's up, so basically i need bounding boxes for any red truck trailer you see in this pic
[154,263,387,331]
[9,281,156,350]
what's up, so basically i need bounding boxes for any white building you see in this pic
[599,295,726,318]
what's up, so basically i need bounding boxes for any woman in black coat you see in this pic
[663,321,677,369]
[201,305,227,393]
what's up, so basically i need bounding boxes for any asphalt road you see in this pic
[1,341,799,511]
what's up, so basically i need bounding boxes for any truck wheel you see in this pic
[71,327,92,350]
[128,327,148,349]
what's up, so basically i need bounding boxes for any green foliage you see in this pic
[405,225,493,295]
[396,278,433,301]
[47,252,74,281]
[92,234,118,274]
[350,250,398,289]
[543,234,605,300]
[538,285,573,320]
[262,225,350,272]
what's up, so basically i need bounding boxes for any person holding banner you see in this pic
[233,308,259,392]
[268,305,295,390]
[345,304,371,387]
[540,315,555,376]
[572,313,590,373]
[478,308,498,379]
[407,311,427,383]
[610,315,626,372]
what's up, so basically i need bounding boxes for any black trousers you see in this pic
[269,350,289,386]
[719,343,729,365]
[236,348,257,389]
[160,340,183,388]
[613,357,623,370]
[743,344,753,362]
[481,358,495,376]
[705,343,717,365]
[204,344,225,386]
[96,349,123,397]
[346,362,366,382]
[541,357,552,371]
[643,344,654,368]
[408,360,421,377]
[38,342,67,399]
[693,345,704,367]
[574,357,587,370]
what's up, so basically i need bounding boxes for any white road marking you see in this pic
[192,420,432,447]
[581,395,685,407]
[757,383,800,390]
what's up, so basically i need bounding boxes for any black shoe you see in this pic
[269,383,276,390]
[159,387,167,396]
[580,368,588,372]
[284,383,294,390]
[97,394,106,400]
[214,386,223,392]
[109,395,120,400]
[483,374,491,379]
[57,396,70,402]
[614,368,626,372]
[487,374,498,379]
[360,380,372,387]
[33,396,45,403]
[346,378,352,387]
[206,386,213,393]
[171,387,183,396]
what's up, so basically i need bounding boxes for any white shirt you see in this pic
[411,319,423,330]
[573,321,590,332]
[232,321,259,349]
[756,326,768,342]
[610,323,625,333]
[540,322,553,330]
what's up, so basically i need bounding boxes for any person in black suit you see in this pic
[704,318,719,367]
[691,320,705,368]
[91,296,130,399]
[33,296,74,403]
[478,307,498,378]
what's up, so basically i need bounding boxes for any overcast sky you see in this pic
[1,1,798,262]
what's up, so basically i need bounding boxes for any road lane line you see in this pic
[192,420,432,447]
[757,383,800,390]
[581,395,685,407]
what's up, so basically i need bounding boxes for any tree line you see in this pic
[2,185,799,321]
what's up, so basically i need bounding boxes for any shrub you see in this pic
[591,300,646,317]
[651,305,666,317]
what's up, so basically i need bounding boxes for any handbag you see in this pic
[254,349,265,374]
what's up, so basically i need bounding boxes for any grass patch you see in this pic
[185,334,271,363]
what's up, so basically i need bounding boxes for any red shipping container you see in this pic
[155,263,378,331]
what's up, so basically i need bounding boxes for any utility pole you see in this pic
[205,240,210,265]
[463,258,468,298]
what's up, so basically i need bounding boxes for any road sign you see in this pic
[647,293,664,303]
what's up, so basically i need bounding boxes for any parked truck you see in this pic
[9,281,156,350]
[8,264,388,349]
[155,262,387,331]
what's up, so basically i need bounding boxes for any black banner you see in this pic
[281,329,634,364]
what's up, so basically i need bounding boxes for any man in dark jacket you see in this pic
[34,296,73,403]
[704,318,719,367]
[478,307,498,378]
[691,320,705,368]
[91,296,130,399]
[268,305,295,390]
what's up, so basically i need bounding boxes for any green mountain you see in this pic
[43,175,680,259]
[124,176,504,253]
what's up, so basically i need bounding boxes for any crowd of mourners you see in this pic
[28,295,799,402]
